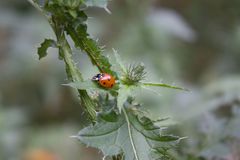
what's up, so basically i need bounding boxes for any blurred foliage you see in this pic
[0,0,240,159]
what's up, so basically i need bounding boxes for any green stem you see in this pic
[54,20,97,122]
[61,39,96,122]
[65,27,104,73]
[29,1,96,122]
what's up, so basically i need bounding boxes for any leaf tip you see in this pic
[61,83,71,87]
[69,135,78,139]
[179,136,188,141]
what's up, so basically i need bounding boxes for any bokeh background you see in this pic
[1,0,240,160]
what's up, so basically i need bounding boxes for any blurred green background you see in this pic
[0,0,240,160]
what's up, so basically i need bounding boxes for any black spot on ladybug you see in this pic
[108,78,110,81]
[103,82,106,85]
[111,84,113,87]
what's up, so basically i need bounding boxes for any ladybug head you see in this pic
[92,73,104,81]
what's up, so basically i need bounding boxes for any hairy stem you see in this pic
[53,18,97,122]
[65,27,105,73]
[29,1,96,122]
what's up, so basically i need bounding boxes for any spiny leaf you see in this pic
[55,0,82,8]
[74,109,180,160]
[66,25,117,77]
[84,0,110,13]
[37,39,57,60]
[97,109,118,122]
[142,82,189,91]
[66,80,99,90]
[112,48,127,73]
[67,80,119,95]
[84,0,108,7]
[44,3,117,78]
[117,85,135,113]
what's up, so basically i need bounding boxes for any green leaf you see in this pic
[75,109,180,160]
[142,82,189,91]
[112,48,127,73]
[65,24,117,78]
[67,80,119,97]
[67,80,118,92]
[66,80,99,90]
[84,0,110,13]
[37,39,57,60]
[45,3,117,77]
[117,85,134,112]
[97,109,118,122]
[52,0,82,8]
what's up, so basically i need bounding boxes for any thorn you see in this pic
[112,48,117,53]
[96,112,100,116]
[104,7,111,14]
[102,45,106,49]
[179,136,188,141]
[160,127,168,131]
[69,135,78,138]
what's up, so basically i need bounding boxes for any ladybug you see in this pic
[92,73,116,88]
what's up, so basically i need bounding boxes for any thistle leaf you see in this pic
[67,80,118,95]
[142,82,189,91]
[112,48,127,73]
[84,0,110,13]
[44,3,117,77]
[66,80,99,90]
[117,85,137,112]
[37,39,57,60]
[84,0,108,7]
[117,85,130,112]
[75,109,180,160]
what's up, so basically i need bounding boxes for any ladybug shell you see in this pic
[97,73,116,88]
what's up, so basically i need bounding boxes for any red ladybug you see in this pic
[92,73,116,88]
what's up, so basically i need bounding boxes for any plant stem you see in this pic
[53,18,97,122]
[65,27,104,73]
[29,0,96,122]
[61,39,97,122]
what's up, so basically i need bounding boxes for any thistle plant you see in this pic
[122,63,146,86]
[28,0,187,159]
